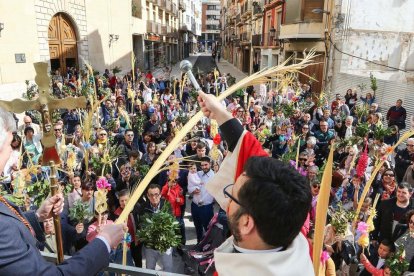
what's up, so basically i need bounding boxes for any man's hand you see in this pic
[36,194,64,222]
[98,223,128,249]
[197,91,232,126]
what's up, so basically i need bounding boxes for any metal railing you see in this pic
[155,22,162,34]
[147,20,155,33]
[166,0,172,12]
[41,251,186,276]
[252,34,261,46]
[262,31,280,47]
[172,3,178,16]
[179,0,186,11]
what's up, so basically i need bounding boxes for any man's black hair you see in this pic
[148,183,161,191]
[398,182,413,193]
[24,126,34,135]
[200,156,211,163]
[238,156,311,248]
[196,141,207,149]
[380,239,396,253]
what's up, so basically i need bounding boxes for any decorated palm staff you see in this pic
[353,130,414,229]
[0,62,87,263]
[116,49,318,228]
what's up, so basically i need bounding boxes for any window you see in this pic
[207,5,216,10]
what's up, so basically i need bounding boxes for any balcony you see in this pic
[236,14,243,26]
[131,0,142,18]
[155,22,162,34]
[179,0,186,11]
[241,0,252,18]
[252,34,261,46]
[172,3,178,16]
[147,20,155,33]
[280,0,324,39]
[161,24,167,35]
[279,22,324,39]
[252,2,263,17]
[263,30,280,47]
[166,0,172,12]
[157,0,166,9]
[240,31,251,44]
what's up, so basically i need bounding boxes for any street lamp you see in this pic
[312,8,330,15]
[269,27,276,37]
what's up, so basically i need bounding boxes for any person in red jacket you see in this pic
[161,179,185,217]
[161,179,185,245]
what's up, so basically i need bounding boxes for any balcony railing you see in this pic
[239,31,251,42]
[241,0,252,17]
[263,30,280,47]
[172,3,178,16]
[131,1,142,18]
[252,34,261,46]
[158,0,166,9]
[179,0,186,11]
[41,251,186,276]
[253,3,262,16]
[155,22,161,34]
[166,0,172,12]
[236,14,242,25]
[147,20,155,33]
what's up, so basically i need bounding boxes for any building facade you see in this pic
[179,0,202,58]
[329,0,414,107]
[201,0,221,52]
[0,0,202,100]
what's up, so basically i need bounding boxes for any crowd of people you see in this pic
[1,60,414,275]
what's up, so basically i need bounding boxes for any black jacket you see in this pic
[372,197,414,242]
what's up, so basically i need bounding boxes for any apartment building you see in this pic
[201,0,221,52]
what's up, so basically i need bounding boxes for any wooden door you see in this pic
[48,13,78,74]
[298,53,325,94]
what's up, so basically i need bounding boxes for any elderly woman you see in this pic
[301,136,318,157]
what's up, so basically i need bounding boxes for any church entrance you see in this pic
[48,13,78,75]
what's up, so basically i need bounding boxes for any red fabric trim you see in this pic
[235,132,268,181]
[42,147,61,165]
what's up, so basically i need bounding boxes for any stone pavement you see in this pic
[170,54,200,79]
[215,58,247,83]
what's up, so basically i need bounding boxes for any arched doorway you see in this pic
[48,13,78,74]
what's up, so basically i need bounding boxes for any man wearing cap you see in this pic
[188,156,215,242]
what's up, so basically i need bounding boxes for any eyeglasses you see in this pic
[147,193,160,198]
[407,144,414,147]
[302,127,309,130]
[99,133,107,136]
[409,220,414,225]
[320,125,328,127]
[311,185,320,189]
[54,128,62,132]
[299,158,308,161]
[384,173,394,177]
[24,122,31,124]
[223,184,244,207]
[126,134,134,137]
